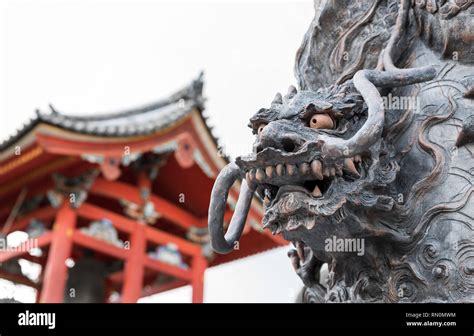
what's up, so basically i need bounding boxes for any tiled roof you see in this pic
[0,73,207,151]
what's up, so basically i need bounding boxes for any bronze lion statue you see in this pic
[209,0,474,303]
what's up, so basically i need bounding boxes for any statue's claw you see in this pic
[287,242,321,288]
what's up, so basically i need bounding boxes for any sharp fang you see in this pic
[286,164,296,176]
[299,162,309,175]
[336,166,343,176]
[256,168,265,182]
[310,160,323,179]
[276,163,285,176]
[354,155,362,163]
[265,166,274,178]
[312,185,322,197]
[275,225,283,234]
[343,158,360,177]
[304,218,316,230]
[271,224,278,235]
[330,167,336,176]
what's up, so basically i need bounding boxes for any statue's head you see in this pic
[207,65,438,257]
[208,65,414,257]
[237,82,397,246]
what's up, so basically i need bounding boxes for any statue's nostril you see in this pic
[282,137,297,153]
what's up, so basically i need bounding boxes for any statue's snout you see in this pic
[255,120,308,154]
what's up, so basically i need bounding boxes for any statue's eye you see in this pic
[257,123,267,137]
[308,113,334,129]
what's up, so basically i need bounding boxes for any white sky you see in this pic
[0,0,314,302]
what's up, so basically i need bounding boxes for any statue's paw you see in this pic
[287,241,319,287]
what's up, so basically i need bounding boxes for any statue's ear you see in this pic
[295,0,396,90]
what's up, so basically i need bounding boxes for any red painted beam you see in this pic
[72,231,129,260]
[0,162,91,216]
[106,269,166,288]
[7,206,56,233]
[144,257,194,282]
[0,156,78,199]
[0,269,40,289]
[35,127,185,157]
[0,232,52,263]
[107,270,124,285]
[76,203,135,234]
[77,203,201,257]
[144,226,201,257]
[90,178,200,230]
[0,146,45,184]
[20,254,47,265]
[40,204,76,303]
[121,224,146,303]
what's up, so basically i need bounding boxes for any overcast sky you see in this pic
[0,0,314,302]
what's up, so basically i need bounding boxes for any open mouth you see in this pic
[236,149,370,236]
[207,65,434,254]
[242,155,364,207]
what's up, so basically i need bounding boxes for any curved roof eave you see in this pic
[0,73,210,153]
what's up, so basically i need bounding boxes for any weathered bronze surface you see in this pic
[209,0,474,302]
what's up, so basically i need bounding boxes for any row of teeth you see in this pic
[246,155,361,201]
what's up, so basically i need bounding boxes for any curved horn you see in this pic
[323,67,436,158]
[322,70,384,158]
[208,162,255,254]
[321,0,435,158]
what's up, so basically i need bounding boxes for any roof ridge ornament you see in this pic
[48,104,59,115]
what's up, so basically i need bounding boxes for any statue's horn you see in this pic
[286,85,297,99]
[271,93,283,105]
[323,67,436,158]
[208,162,255,254]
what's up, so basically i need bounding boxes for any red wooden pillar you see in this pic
[121,224,146,303]
[40,203,76,303]
[191,254,207,303]
[120,170,149,302]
